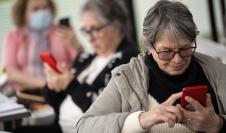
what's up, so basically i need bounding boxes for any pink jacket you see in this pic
[2,25,78,90]
[2,25,77,73]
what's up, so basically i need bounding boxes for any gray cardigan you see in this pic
[76,53,226,133]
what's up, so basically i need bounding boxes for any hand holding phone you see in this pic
[181,85,207,111]
[40,52,62,74]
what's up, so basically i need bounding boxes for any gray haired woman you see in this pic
[76,0,226,133]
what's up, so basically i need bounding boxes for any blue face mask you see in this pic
[29,9,53,31]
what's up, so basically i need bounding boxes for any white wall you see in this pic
[0,1,13,64]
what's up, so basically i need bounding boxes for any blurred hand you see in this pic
[56,26,81,50]
[5,66,45,89]
[44,63,73,92]
[179,94,221,133]
[139,92,183,129]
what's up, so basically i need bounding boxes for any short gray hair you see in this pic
[82,0,131,39]
[143,0,199,47]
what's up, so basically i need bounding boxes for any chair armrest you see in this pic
[16,91,45,103]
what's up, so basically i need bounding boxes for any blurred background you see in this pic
[1,0,226,64]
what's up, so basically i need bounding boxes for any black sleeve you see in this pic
[66,78,100,112]
[220,116,226,133]
[43,85,67,115]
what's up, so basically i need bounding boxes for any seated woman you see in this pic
[2,0,78,96]
[14,0,139,133]
[75,1,226,133]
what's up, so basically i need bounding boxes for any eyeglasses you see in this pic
[80,23,110,37]
[150,41,197,61]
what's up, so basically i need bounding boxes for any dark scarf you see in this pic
[145,53,219,113]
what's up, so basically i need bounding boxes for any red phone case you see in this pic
[40,52,62,74]
[181,85,207,111]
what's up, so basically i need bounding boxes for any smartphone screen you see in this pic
[40,52,62,74]
[181,85,207,111]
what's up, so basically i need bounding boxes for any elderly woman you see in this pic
[14,0,139,133]
[76,1,226,133]
[2,0,78,95]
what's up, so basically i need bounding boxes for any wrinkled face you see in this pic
[150,35,195,76]
[81,11,121,56]
[25,0,50,24]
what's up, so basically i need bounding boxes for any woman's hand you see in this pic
[6,66,45,89]
[179,94,222,133]
[56,26,81,50]
[44,63,73,92]
[139,92,183,129]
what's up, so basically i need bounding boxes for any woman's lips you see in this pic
[171,65,185,70]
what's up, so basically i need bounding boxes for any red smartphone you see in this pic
[181,85,207,111]
[40,52,62,74]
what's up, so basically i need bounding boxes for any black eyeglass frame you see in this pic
[80,23,111,37]
[150,41,197,61]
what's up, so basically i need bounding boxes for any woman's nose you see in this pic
[171,53,184,63]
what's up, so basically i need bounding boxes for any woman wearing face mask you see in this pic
[1,0,79,95]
